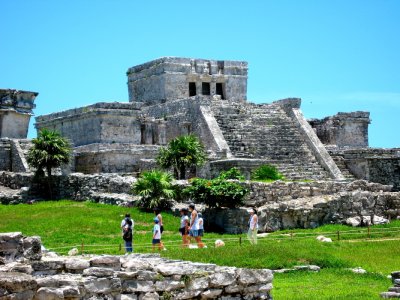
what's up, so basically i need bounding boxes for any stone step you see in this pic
[211,101,330,180]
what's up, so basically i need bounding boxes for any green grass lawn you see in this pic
[1,200,399,299]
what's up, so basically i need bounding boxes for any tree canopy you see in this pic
[27,129,71,177]
[157,134,206,179]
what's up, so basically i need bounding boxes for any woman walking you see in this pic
[248,208,258,245]
[179,208,189,247]
[188,204,205,248]
[154,208,164,233]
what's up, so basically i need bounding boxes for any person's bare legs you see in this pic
[195,236,205,248]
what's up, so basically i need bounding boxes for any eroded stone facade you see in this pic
[0,89,37,139]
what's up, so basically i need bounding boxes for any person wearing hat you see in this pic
[152,217,164,251]
[179,208,190,247]
[248,208,259,245]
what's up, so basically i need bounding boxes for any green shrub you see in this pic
[251,164,284,181]
[132,170,175,210]
[184,173,248,208]
[218,167,245,181]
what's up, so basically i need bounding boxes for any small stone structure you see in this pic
[0,232,274,299]
[381,271,400,298]
[309,111,370,148]
[127,57,248,104]
[0,89,38,139]
[0,89,37,173]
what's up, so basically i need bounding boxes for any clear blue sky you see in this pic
[1,1,399,147]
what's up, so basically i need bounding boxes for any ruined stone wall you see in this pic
[0,232,274,300]
[203,180,400,233]
[330,148,400,191]
[35,102,142,147]
[127,57,248,105]
[143,97,230,158]
[309,111,370,148]
[74,144,160,174]
[0,139,11,171]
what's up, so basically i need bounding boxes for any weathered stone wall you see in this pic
[143,97,230,158]
[309,111,370,148]
[35,102,143,147]
[0,89,38,139]
[127,57,248,105]
[203,180,400,233]
[74,144,160,174]
[0,139,11,171]
[330,148,400,191]
[0,233,274,299]
[0,139,32,173]
[0,171,137,204]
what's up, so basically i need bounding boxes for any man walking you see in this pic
[121,213,133,253]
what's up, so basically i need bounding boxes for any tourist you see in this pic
[121,213,133,253]
[152,217,163,251]
[198,212,204,238]
[188,204,205,248]
[179,208,190,247]
[154,208,164,233]
[247,208,258,245]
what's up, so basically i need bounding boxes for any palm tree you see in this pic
[27,129,71,177]
[132,170,176,210]
[157,134,207,179]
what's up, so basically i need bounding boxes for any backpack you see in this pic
[123,228,132,241]
[123,218,133,241]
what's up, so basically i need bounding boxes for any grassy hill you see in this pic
[1,200,399,299]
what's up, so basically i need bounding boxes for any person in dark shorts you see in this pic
[198,212,204,237]
[188,204,205,248]
[152,217,163,251]
[154,208,164,233]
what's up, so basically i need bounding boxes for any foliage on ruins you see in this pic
[156,134,206,180]
[251,164,285,181]
[184,169,248,208]
[132,170,175,210]
[218,167,245,181]
[27,129,71,177]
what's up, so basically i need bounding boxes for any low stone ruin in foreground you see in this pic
[0,232,273,299]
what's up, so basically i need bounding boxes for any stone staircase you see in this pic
[330,154,355,180]
[211,101,330,180]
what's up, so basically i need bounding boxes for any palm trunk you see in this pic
[179,165,186,180]
[46,166,53,199]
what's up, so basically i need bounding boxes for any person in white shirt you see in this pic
[248,208,259,245]
[188,204,205,248]
[179,208,190,247]
[198,213,204,237]
[152,218,163,251]
[120,213,134,253]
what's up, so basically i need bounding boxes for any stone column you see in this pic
[144,121,154,144]
[157,121,167,145]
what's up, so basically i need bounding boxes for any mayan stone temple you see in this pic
[19,57,395,190]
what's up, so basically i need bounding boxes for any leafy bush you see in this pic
[251,164,284,181]
[132,170,175,210]
[218,167,245,181]
[184,171,248,208]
